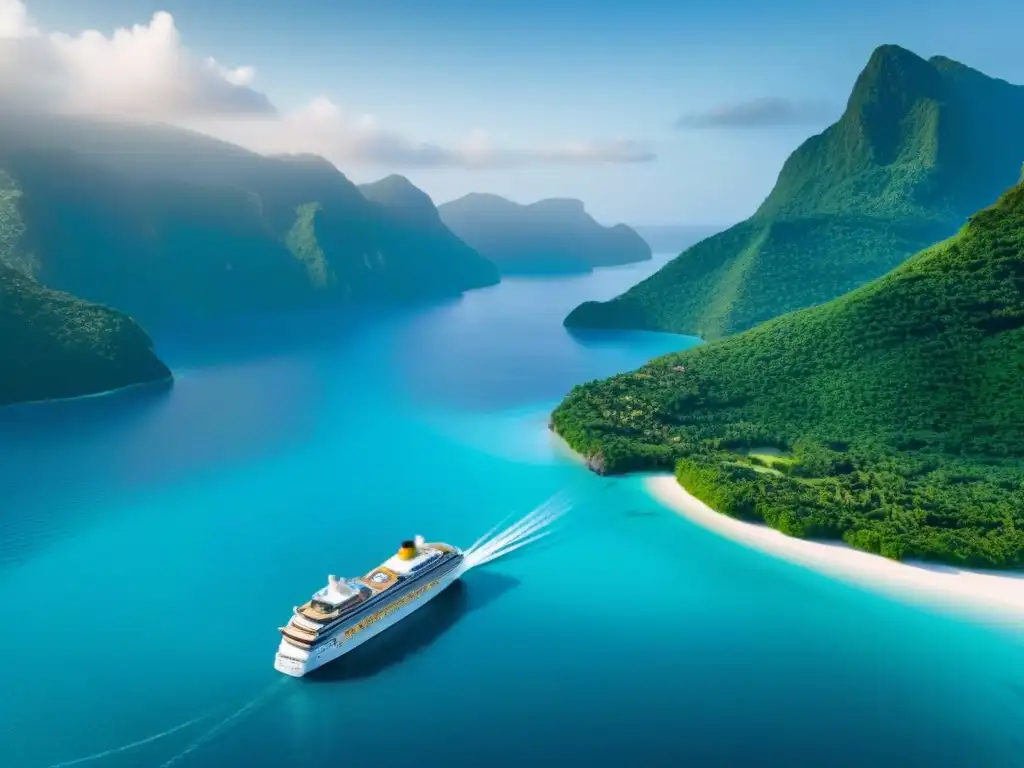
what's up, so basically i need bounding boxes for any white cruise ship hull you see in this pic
[274,561,464,677]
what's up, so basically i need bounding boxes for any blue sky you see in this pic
[17,0,1024,225]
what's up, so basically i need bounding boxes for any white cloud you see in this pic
[0,2,274,116]
[207,59,256,87]
[193,99,655,168]
[0,0,654,168]
[0,0,32,37]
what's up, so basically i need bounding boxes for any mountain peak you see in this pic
[358,174,438,220]
[528,197,586,215]
[865,44,926,69]
[846,45,934,103]
[564,47,1024,342]
[273,152,337,171]
[846,44,944,124]
[370,173,416,190]
[451,192,516,207]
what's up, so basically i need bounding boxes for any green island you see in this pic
[552,180,1024,568]
[1,167,171,406]
[565,45,1024,340]
[0,263,171,406]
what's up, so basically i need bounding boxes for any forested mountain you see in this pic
[0,263,170,406]
[565,45,1024,340]
[553,179,1024,567]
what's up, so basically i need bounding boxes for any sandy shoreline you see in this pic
[646,474,1024,631]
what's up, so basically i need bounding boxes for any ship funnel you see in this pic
[397,539,418,561]
[414,535,425,548]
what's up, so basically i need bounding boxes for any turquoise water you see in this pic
[2,256,1023,767]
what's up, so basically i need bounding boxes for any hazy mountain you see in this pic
[0,113,500,329]
[358,174,500,287]
[438,193,651,275]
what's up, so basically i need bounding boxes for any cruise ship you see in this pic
[274,536,465,677]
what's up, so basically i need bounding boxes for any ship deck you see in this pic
[289,551,461,638]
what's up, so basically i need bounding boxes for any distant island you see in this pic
[552,178,1024,568]
[565,45,1024,340]
[438,193,651,275]
[0,113,500,332]
[0,263,170,406]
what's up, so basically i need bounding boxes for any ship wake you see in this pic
[158,678,288,767]
[38,494,572,768]
[463,491,571,569]
[43,716,207,768]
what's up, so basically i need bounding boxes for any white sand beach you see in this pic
[646,474,1024,631]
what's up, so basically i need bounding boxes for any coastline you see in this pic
[645,474,1024,632]
[546,423,589,465]
[0,373,174,411]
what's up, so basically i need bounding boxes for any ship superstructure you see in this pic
[274,536,464,677]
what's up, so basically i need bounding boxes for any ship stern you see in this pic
[274,644,311,677]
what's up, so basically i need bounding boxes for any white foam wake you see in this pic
[42,679,287,768]
[158,679,288,767]
[44,715,207,768]
[463,491,572,569]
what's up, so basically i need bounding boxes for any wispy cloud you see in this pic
[0,0,655,168]
[676,97,835,129]
[194,102,655,169]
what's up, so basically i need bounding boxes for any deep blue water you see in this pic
[1,255,1023,768]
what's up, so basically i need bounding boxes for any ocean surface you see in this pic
[1,255,1023,768]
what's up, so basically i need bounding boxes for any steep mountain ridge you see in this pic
[565,45,1024,340]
